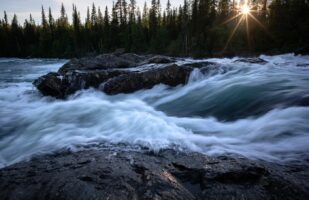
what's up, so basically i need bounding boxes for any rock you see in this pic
[102,64,192,95]
[33,72,65,98]
[295,46,309,55]
[62,70,128,95]
[0,146,308,200]
[58,53,147,74]
[234,57,267,64]
[113,48,126,55]
[297,63,309,67]
[147,56,175,64]
[34,70,131,98]
[34,53,219,98]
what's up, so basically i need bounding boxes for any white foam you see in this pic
[0,55,309,167]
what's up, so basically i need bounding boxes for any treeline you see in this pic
[0,0,308,58]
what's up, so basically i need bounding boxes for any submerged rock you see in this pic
[0,147,308,200]
[147,55,175,64]
[234,57,268,64]
[33,53,216,98]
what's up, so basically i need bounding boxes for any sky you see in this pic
[0,0,182,24]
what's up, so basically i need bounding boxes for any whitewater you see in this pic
[0,54,308,168]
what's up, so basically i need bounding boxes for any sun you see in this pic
[222,1,270,52]
[241,4,250,15]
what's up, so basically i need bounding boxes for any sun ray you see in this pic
[247,13,273,38]
[222,0,273,52]
[223,15,244,52]
[248,13,266,31]
[222,13,242,25]
[245,15,251,49]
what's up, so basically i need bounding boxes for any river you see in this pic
[0,54,309,168]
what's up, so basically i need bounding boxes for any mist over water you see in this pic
[0,54,309,168]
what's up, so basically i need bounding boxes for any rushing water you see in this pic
[0,54,309,168]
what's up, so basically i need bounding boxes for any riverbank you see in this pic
[0,145,308,200]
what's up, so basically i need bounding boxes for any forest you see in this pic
[0,0,308,58]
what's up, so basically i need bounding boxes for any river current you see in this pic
[0,54,308,167]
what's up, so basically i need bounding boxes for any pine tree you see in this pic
[98,7,104,26]
[58,3,68,27]
[104,6,110,27]
[11,14,18,29]
[72,5,81,31]
[41,6,48,29]
[3,11,8,27]
[91,3,97,27]
[149,0,158,36]
[85,7,91,29]
[142,2,148,27]
[48,8,54,29]
[129,0,136,23]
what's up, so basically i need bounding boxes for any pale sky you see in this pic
[0,0,183,24]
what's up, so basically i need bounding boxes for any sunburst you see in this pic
[222,0,269,52]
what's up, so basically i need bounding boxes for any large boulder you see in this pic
[63,70,128,95]
[102,64,192,95]
[147,55,175,64]
[34,70,129,98]
[33,54,219,98]
[33,72,66,98]
[234,57,267,64]
[58,53,147,74]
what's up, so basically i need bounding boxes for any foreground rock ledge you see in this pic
[0,148,308,200]
[33,53,268,98]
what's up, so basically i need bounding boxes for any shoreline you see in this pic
[0,50,307,60]
[0,145,308,199]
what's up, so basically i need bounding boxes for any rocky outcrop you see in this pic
[33,72,65,97]
[33,70,129,98]
[58,53,148,75]
[34,54,272,98]
[102,64,192,95]
[234,57,268,64]
[33,53,216,98]
[0,147,308,200]
[146,55,175,64]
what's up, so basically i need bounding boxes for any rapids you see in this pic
[0,54,308,168]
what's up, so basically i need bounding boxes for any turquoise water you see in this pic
[0,54,309,167]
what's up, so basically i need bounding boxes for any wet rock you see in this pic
[34,53,219,97]
[33,72,65,98]
[58,53,147,74]
[0,147,308,200]
[113,48,126,55]
[63,70,128,95]
[295,46,309,55]
[33,70,129,98]
[297,63,309,67]
[102,64,192,95]
[147,55,175,64]
[234,57,268,64]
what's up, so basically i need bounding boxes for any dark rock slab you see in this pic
[33,70,130,98]
[33,53,219,98]
[102,64,192,95]
[33,72,66,97]
[297,63,309,67]
[147,55,175,64]
[0,148,308,200]
[58,53,147,75]
[234,57,268,64]
[63,70,128,96]
[295,46,309,55]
